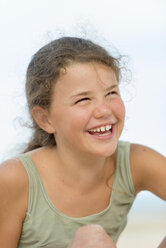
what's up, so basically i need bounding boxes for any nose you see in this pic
[93,99,112,119]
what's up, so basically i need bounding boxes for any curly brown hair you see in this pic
[25,37,123,152]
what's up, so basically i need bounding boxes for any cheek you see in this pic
[69,108,91,130]
[112,98,125,120]
[55,106,91,133]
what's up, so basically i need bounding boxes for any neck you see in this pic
[52,146,116,190]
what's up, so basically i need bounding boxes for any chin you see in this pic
[89,142,118,158]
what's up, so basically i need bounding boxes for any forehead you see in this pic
[53,62,117,94]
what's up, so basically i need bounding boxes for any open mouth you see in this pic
[87,124,112,137]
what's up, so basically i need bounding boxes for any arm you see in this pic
[0,159,28,248]
[158,236,166,248]
[130,144,166,200]
[130,144,166,247]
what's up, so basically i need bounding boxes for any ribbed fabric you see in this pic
[17,141,135,248]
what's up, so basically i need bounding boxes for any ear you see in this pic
[31,106,55,134]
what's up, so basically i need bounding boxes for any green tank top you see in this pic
[17,141,135,248]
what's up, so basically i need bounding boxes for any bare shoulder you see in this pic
[0,158,28,247]
[0,158,28,195]
[130,143,166,200]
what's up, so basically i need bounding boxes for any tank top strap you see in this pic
[17,154,43,216]
[115,141,135,196]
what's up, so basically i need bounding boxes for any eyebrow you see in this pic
[71,84,118,98]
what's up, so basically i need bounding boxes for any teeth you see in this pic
[89,125,112,133]
[100,126,105,132]
[98,132,110,136]
[106,125,111,131]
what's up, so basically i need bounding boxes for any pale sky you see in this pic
[0,0,165,237]
[0,0,165,161]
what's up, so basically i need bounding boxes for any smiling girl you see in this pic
[0,37,165,248]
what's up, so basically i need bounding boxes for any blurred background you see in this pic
[0,0,165,246]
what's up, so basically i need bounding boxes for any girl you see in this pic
[0,37,165,248]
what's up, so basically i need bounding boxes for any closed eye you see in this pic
[75,97,90,104]
[106,91,117,96]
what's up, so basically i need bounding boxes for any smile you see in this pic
[87,124,114,140]
[88,125,112,133]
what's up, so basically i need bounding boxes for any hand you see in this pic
[67,224,116,248]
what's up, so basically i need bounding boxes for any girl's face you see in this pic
[48,62,125,157]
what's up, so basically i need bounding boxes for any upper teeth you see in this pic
[89,125,112,132]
